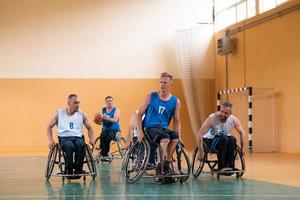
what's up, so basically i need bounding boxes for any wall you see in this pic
[0,78,195,154]
[215,1,300,153]
[0,0,215,154]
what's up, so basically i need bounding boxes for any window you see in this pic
[215,0,290,31]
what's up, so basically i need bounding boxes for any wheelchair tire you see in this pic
[234,145,245,178]
[44,144,58,180]
[116,137,126,158]
[191,147,205,178]
[92,136,101,162]
[124,139,150,183]
[174,144,190,182]
[85,144,97,179]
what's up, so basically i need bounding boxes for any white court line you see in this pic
[1,194,300,198]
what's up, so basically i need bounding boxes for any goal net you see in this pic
[218,87,276,153]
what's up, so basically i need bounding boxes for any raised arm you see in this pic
[136,94,150,142]
[46,112,58,149]
[83,113,95,145]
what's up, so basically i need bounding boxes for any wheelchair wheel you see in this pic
[85,144,97,179]
[92,136,101,162]
[234,145,245,178]
[124,139,150,183]
[191,147,205,178]
[172,144,190,182]
[117,137,126,158]
[44,144,58,180]
[111,137,126,159]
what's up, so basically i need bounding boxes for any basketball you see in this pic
[93,113,103,124]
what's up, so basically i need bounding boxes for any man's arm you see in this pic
[137,94,151,142]
[46,112,58,149]
[197,117,212,160]
[102,108,120,123]
[125,112,137,149]
[173,99,181,140]
[83,113,95,145]
[233,116,245,153]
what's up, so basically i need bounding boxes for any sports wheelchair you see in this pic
[123,131,191,184]
[44,137,97,182]
[191,139,245,180]
[92,131,126,163]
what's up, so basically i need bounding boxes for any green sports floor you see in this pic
[0,156,299,199]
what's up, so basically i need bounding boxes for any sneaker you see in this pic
[163,160,173,175]
[146,163,157,170]
[100,156,112,162]
[220,167,234,176]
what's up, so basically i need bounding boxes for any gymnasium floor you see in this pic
[0,153,299,199]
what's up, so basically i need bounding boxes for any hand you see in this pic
[125,142,131,151]
[138,131,144,143]
[179,137,184,146]
[89,140,95,146]
[196,149,205,161]
[102,114,109,120]
[241,148,245,156]
[48,141,55,149]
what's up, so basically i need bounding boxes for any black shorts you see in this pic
[145,127,179,144]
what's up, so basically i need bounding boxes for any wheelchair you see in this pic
[123,130,191,184]
[191,139,245,180]
[92,131,126,163]
[44,137,97,182]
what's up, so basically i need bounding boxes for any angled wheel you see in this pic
[85,144,97,179]
[117,137,126,158]
[92,136,101,162]
[111,137,126,159]
[191,147,205,178]
[172,144,190,182]
[124,139,150,183]
[44,144,58,180]
[234,145,245,178]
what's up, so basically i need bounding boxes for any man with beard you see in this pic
[196,101,245,171]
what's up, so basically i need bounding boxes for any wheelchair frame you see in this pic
[44,141,97,182]
[191,142,245,180]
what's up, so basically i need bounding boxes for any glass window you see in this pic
[259,0,276,13]
[237,1,247,22]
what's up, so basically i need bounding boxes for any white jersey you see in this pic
[56,108,84,138]
[203,113,235,139]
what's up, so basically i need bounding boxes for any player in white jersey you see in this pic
[47,94,95,178]
[196,101,245,171]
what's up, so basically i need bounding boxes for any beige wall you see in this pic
[215,1,300,153]
[0,0,212,78]
[0,79,195,155]
[0,0,216,154]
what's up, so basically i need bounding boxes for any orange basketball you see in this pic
[93,113,103,124]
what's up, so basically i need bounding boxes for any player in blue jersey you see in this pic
[98,96,121,161]
[136,72,181,174]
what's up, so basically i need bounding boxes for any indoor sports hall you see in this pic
[0,0,300,199]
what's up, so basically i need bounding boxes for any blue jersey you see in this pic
[143,92,178,129]
[101,107,120,132]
